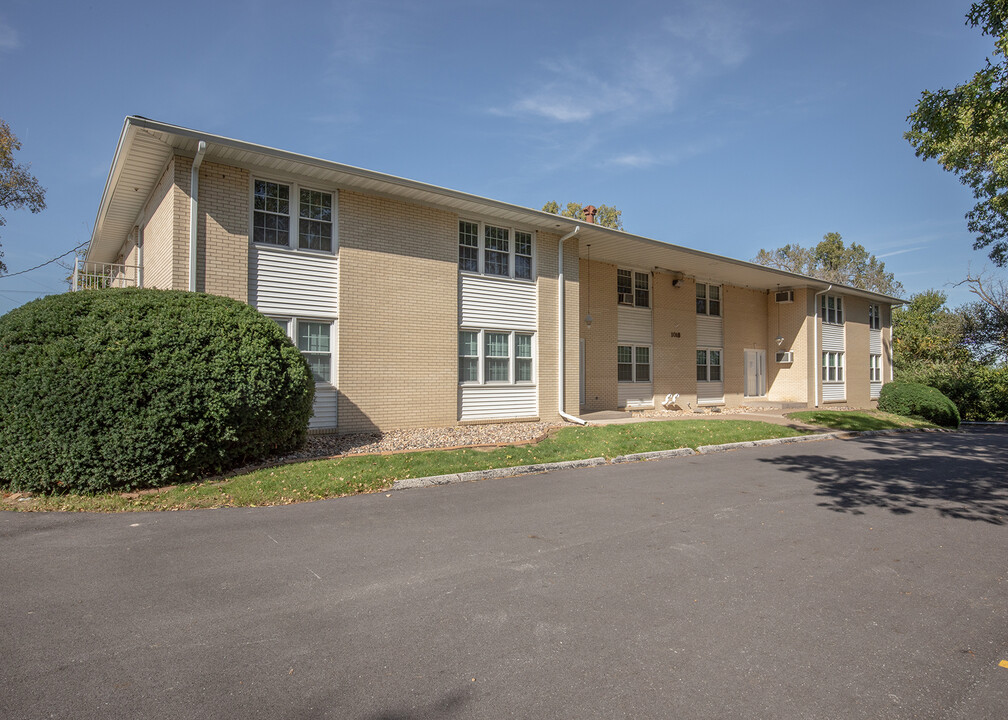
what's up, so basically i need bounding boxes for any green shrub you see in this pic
[916,364,1008,422]
[878,380,960,428]
[0,289,315,494]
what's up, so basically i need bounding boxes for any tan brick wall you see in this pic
[843,296,872,408]
[652,274,698,410]
[171,156,193,291]
[195,161,249,301]
[723,285,769,406]
[766,287,811,404]
[579,259,619,411]
[336,190,458,433]
[539,232,580,420]
[141,158,178,290]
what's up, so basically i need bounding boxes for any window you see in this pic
[297,321,332,382]
[821,294,844,325]
[253,179,334,252]
[869,354,882,382]
[458,329,535,385]
[459,331,479,382]
[822,351,844,382]
[697,348,722,382]
[696,283,721,316]
[869,304,881,330]
[458,220,535,280]
[617,268,649,307]
[618,345,651,382]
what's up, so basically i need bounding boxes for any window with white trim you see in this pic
[253,179,334,252]
[270,317,334,383]
[869,354,882,382]
[696,283,721,316]
[821,294,844,325]
[458,220,535,280]
[617,344,651,382]
[617,269,649,307]
[869,304,881,330]
[458,329,535,385]
[697,348,722,381]
[822,351,844,382]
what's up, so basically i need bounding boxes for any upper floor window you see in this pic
[253,179,334,252]
[696,283,721,316]
[821,295,844,325]
[868,304,881,330]
[618,269,649,307]
[458,220,534,280]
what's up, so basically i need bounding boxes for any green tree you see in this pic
[542,201,624,230]
[753,232,904,296]
[892,290,972,374]
[0,118,47,275]
[905,0,1008,266]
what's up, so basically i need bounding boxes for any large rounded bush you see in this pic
[878,380,960,428]
[0,289,315,494]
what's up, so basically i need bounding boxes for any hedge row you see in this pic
[878,380,960,428]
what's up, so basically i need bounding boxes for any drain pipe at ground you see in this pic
[188,140,207,292]
[813,284,832,408]
[558,226,587,425]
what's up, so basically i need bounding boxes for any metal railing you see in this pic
[71,258,141,291]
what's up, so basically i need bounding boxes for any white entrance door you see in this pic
[744,349,766,397]
[579,339,585,407]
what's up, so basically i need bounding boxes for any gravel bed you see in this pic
[273,421,562,463]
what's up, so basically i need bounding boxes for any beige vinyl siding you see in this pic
[822,322,846,402]
[460,385,537,421]
[617,306,652,345]
[870,328,882,399]
[618,383,653,409]
[697,315,723,348]
[460,274,537,331]
[250,245,339,318]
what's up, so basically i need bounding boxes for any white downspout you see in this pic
[558,226,587,425]
[188,140,207,292]
[813,284,832,408]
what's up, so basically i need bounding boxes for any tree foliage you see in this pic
[542,201,624,230]
[905,0,1008,266]
[753,232,904,296]
[0,118,47,275]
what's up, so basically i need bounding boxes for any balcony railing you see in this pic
[71,259,141,292]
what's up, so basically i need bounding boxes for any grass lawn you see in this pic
[787,409,937,432]
[6,420,809,512]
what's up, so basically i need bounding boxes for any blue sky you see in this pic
[0,0,996,315]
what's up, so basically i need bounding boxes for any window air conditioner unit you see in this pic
[775,290,794,303]
[776,351,794,363]
[618,292,634,305]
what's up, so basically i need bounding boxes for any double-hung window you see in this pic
[458,220,534,280]
[869,354,882,382]
[696,283,721,316]
[617,269,649,307]
[822,351,844,382]
[271,317,334,384]
[868,304,881,330]
[821,295,844,325]
[459,330,535,384]
[253,179,334,252]
[618,345,651,382]
[697,349,722,382]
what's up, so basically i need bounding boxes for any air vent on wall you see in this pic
[776,351,794,363]
[775,290,794,303]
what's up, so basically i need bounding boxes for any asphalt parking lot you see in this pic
[2,429,1006,719]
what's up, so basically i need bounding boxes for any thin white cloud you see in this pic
[0,16,20,51]
[876,245,929,259]
[604,137,727,170]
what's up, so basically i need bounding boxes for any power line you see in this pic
[0,242,88,280]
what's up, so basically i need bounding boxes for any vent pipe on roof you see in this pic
[188,140,207,292]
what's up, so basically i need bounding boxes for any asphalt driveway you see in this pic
[2,429,1006,719]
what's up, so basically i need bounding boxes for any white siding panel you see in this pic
[460,385,538,421]
[823,383,846,403]
[617,307,653,345]
[822,323,845,352]
[697,315,723,347]
[870,382,882,400]
[870,329,882,354]
[309,384,338,430]
[251,246,339,318]
[698,382,724,403]
[460,275,536,331]
[618,383,653,408]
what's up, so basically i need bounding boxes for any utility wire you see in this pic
[0,241,88,279]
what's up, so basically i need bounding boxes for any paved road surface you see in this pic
[2,429,1006,719]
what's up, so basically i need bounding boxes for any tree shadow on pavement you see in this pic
[758,428,1008,525]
